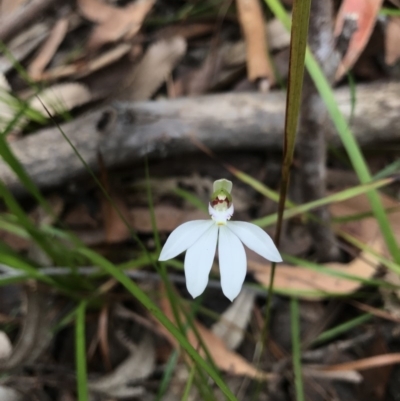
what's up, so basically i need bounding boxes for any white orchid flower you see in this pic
[158,179,282,301]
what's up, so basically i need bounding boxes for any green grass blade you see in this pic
[373,159,400,180]
[256,1,311,399]
[0,137,51,212]
[291,297,305,401]
[155,350,179,401]
[173,187,208,212]
[181,364,196,401]
[75,300,89,401]
[77,247,239,401]
[283,254,397,289]
[266,0,311,299]
[265,0,400,263]
[253,178,392,227]
[312,313,372,346]
[305,50,400,262]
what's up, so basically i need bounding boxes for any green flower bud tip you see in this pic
[210,179,232,210]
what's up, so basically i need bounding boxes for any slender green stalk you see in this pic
[253,178,392,227]
[75,300,89,401]
[181,364,196,401]
[155,350,179,401]
[264,0,312,355]
[291,297,305,401]
[265,0,400,264]
[312,313,372,346]
[78,248,238,401]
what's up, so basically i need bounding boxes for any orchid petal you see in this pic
[218,225,247,301]
[227,221,282,262]
[184,225,218,298]
[159,220,214,261]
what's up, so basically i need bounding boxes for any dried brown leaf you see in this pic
[78,0,116,23]
[0,386,24,401]
[359,335,392,400]
[28,18,69,80]
[249,194,400,299]
[303,367,363,383]
[40,43,131,81]
[0,0,28,18]
[335,0,384,80]
[314,353,400,372]
[80,0,155,50]
[236,0,274,83]
[380,268,400,318]
[0,331,12,360]
[0,287,54,371]
[89,335,154,398]
[155,23,215,40]
[221,18,289,69]
[159,291,271,379]
[98,155,133,243]
[31,83,92,116]
[385,17,400,66]
[98,306,112,371]
[184,49,223,95]
[0,74,10,91]
[267,18,290,49]
[0,23,48,74]
[211,288,255,350]
[131,206,208,233]
[118,36,187,101]
[102,192,132,243]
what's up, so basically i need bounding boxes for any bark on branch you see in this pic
[1,81,399,195]
[297,0,341,261]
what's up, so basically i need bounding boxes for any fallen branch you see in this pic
[297,0,341,261]
[1,81,399,194]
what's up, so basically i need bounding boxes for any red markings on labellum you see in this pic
[211,197,230,208]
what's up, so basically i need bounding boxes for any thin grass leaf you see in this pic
[252,2,311,399]
[145,159,161,253]
[373,159,400,180]
[0,180,63,262]
[181,364,196,401]
[347,72,357,124]
[155,350,179,401]
[173,187,208,212]
[264,0,310,332]
[265,0,400,264]
[312,313,372,346]
[75,300,89,401]
[306,50,400,262]
[0,138,52,213]
[291,297,305,401]
[331,206,400,224]
[77,248,239,401]
[380,8,400,16]
[231,170,284,204]
[335,229,400,275]
[283,254,398,289]
[253,178,393,227]
[37,98,158,269]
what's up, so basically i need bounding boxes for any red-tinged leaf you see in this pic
[334,0,384,80]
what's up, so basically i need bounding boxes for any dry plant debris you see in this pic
[249,193,400,299]
[28,17,69,80]
[78,0,155,50]
[159,288,272,380]
[385,16,400,65]
[334,0,385,80]
[236,0,275,86]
